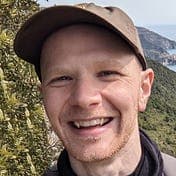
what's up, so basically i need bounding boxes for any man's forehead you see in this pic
[42,23,133,52]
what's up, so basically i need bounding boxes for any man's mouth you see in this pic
[71,117,113,129]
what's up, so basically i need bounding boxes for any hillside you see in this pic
[139,59,176,157]
[137,27,176,50]
[137,27,176,63]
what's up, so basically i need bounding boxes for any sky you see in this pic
[38,0,176,26]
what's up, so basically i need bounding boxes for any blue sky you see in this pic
[38,0,176,26]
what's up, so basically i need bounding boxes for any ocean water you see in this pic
[167,49,176,55]
[167,65,176,72]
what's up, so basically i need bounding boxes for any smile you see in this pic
[72,117,113,129]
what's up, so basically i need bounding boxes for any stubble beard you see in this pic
[56,107,138,163]
[59,122,136,163]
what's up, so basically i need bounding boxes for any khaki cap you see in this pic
[14,3,147,79]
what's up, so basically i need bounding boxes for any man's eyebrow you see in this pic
[47,67,73,75]
[42,66,73,80]
[94,58,126,68]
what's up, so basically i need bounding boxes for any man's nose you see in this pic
[68,79,102,109]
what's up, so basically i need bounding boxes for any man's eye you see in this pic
[55,76,73,81]
[97,70,121,81]
[49,75,73,87]
[97,70,119,77]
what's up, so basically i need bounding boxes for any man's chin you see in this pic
[61,127,133,162]
[67,142,125,163]
[70,151,115,163]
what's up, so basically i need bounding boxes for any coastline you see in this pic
[166,65,176,72]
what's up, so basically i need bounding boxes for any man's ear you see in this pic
[138,68,154,112]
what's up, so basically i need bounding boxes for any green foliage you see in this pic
[0,0,51,175]
[139,59,176,157]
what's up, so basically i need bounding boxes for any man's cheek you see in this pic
[43,93,60,119]
[101,82,133,110]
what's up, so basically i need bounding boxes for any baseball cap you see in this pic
[14,3,147,80]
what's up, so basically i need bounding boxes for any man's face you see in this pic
[40,24,153,162]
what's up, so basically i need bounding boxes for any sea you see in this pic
[145,25,176,72]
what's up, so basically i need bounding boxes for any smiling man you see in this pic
[14,3,175,176]
[40,24,146,167]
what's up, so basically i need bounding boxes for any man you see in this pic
[14,3,175,176]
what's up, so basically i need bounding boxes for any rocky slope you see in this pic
[137,27,176,64]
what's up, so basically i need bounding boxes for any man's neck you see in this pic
[69,127,142,176]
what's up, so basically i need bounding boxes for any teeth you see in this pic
[74,121,80,128]
[100,118,104,126]
[73,118,110,128]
